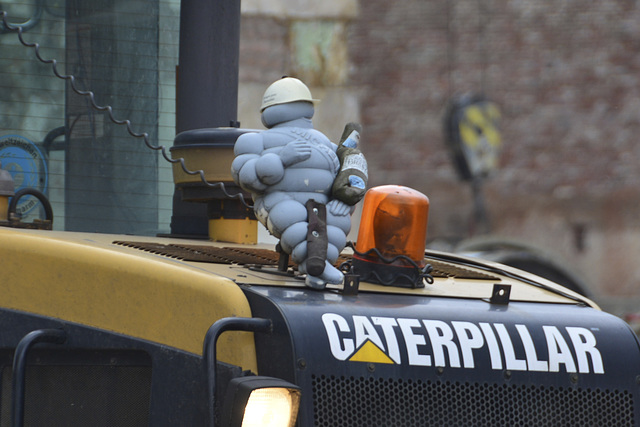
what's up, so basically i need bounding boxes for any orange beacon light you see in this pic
[352,185,431,288]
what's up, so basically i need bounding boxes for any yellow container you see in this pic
[0,196,8,221]
[209,217,257,244]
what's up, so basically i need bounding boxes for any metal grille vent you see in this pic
[427,259,498,280]
[114,241,497,280]
[311,374,634,427]
[113,241,285,265]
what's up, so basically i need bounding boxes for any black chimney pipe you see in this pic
[176,0,241,132]
[171,0,243,236]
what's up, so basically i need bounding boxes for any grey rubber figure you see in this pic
[231,77,368,289]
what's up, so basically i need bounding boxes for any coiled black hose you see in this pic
[0,10,252,209]
[8,188,53,223]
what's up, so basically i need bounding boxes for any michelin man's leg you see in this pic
[270,203,331,289]
[275,201,353,290]
[294,226,345,265]
[295,224,348,288]
[326,225,347,263]
[266,199,315,283]
[281,221,308,256]
[283,221,337,282]
[326,207,352,237]
[283,228,333,290]
[311,224,348,285]
[266,199,307,239]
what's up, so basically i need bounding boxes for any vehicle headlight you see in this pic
[222,376,301,427]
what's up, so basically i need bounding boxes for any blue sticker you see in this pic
[343,136,358,149]
[342,130,360,149]
[0,135,48,215]
[348,175,365,189]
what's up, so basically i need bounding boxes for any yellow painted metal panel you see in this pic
[0,197,7,221]
[0,228,258,372]
[171,146,235,184]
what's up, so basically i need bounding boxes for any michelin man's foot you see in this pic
[300,260,344,290]
[305,275,327,290]
[320,262,344,285]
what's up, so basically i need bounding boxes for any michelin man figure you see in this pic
[231,77,367,289]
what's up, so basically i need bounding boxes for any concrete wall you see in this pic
[238,0,361,142]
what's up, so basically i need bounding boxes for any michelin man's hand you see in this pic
[280,140,312,167]
[327,199,352,217]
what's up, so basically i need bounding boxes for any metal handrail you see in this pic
[11,329,66,427]
[203,318,272,427]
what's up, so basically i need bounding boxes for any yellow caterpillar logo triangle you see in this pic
[349,340,395,364]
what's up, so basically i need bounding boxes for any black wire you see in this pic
[346,241,435,286]
[0,10,253,210]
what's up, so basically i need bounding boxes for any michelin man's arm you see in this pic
[279,140,312,167]
[232,155,268,193]
[232,130,315,192]
[231,132,269,193]
[327,199,353,217]
[252,138,310,184]
[250,139,313,186]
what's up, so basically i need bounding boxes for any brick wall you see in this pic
[346,0,640,312]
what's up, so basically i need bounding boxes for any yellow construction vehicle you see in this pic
[1,1,639,426]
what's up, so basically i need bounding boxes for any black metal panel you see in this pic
[244,287,640,426]
[1,356,151,426]
[0,308,208,426]
[242,288,297,385]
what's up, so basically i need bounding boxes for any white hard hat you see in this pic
[260,77,319,112]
